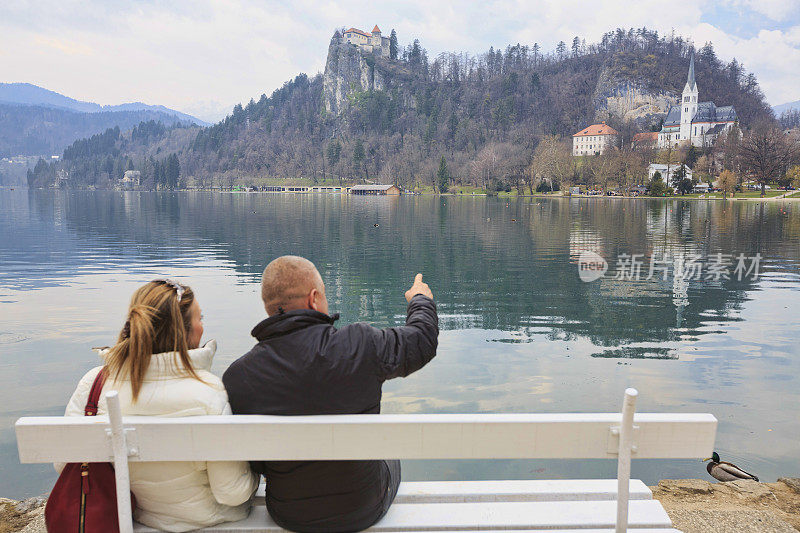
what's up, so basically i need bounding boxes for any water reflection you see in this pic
[0,190,799,498]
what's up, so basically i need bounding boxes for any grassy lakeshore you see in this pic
[11,184,800,201]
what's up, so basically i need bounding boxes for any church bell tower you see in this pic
[680,52,698,142]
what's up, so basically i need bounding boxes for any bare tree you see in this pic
[470,143,500,190]
[694,154,713,188]
[528,135,573,192]
[586,151,620,193]
[716,125,742,175]
[740,123,798,196]
[718,169,736,200]
[616,148,647,193]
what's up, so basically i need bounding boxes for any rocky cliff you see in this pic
[322,37,412,116]
[593,67,676,129]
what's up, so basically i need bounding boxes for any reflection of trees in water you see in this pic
[16,191,800,352]
[590,347,676,359]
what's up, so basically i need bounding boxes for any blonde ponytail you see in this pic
[104,281,202,402]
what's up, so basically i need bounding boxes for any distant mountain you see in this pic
[0,103,194,157]
[0,83,206,126]
[773,100,800,115]
[0,83,208,157]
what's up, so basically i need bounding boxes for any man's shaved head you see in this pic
[261,256,325,316]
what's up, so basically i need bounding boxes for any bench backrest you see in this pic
[16,412,716,463]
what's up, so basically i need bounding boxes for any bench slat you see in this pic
[372,500,674,531]
[16,413,716,463]
[132,500,674,532]
[251,480,652,504]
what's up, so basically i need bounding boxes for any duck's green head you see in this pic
[703,452,720,463]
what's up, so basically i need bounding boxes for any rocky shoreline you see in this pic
[2,478,799,532]
[651,478,800,532]
[0,497,45,533]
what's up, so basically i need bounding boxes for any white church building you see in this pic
[658,53,737,149]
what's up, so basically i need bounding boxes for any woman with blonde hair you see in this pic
[60,279,258,532]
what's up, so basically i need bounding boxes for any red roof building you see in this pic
[573,123,619,138]
[632,132,658,150]
[344,27,371,38]
[572,122,619,156]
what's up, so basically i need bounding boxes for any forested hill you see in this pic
[29,28,774,189]
[0,104,195,157]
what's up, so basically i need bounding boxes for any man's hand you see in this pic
[405,273,433,302]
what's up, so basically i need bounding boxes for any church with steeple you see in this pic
[658,52,737,149]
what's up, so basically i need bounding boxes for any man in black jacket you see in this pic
[222,255,439,532]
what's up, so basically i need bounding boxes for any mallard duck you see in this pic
[703,452,759,482]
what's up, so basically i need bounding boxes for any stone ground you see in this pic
[651,478,800,532]
[2,478,799,532]
[0,498,45,533]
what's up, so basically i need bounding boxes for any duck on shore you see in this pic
[703,452,759,482]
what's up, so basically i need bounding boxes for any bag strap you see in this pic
[84,368,108,416]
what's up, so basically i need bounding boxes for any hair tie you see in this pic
[121,320,131,339]
[277,306,285,315]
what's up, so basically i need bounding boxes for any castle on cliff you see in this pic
[335,25,389,57]
[658,52,737,149]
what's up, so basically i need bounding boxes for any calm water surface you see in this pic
[1,190,799,498]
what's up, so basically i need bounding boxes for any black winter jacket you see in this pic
[222,295,438,532]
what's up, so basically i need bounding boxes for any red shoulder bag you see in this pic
[45,368,134,532]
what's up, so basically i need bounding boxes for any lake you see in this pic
[1,189,799,499]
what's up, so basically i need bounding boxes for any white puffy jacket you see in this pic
[60,340,259,532]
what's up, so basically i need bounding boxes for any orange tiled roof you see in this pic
[633,132,658,142]
[345,28,371,38]
[573,123,619,137]
[372,25,381,33]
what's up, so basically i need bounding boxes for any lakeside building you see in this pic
[349,184,400,195]
[572,123,619,156]
[340,25,389,56]
[658,53,737,149]
[120,170,141,189]
[309,186,347,193]
[648,163,693,183]
[263,185,310,192]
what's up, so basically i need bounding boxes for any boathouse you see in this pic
[349,184,401,195]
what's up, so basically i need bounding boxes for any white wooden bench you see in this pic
[16,388,716,533]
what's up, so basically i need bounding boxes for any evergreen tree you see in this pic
[327,139,341,167]
[556,41,567,60]
[389,29,398,60]
[166,154,180,189]
[437,156,450,193]
[155,160,166,189]
[685,145,700,169]
[409,39,423,68]
[352,139,366,179]
[646,172,669,196]
[671,164,693,195]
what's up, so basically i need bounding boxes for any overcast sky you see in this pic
[2,0,799,122]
